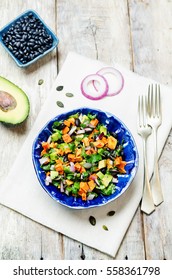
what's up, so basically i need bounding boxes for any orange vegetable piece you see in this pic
[88,128,99,140]
[90,119,99,127]
[55,148,64,156]
[85,147,96,155]
[80,166,86,173]
[78,182,89,201]
[82,137,90,147]
[102,136,108,144]
[75,148,82,157]
[64,120,71,127]
[62,134,72,143]
[118,161,127,173]
[49,142,57,148]
[86,150,92,155]
[107,136,117,150]
[68,154,75,162]
[64,148,71,154]
[62,126,69,134]
[89,173,97,180]
[79,182,89,192]
[41,149,47,156]
[55,163,64,174]
[63,118,75,127]
[41,142,50,155]
[88,180,96,191]
[114,156,127,173]
[68,117,75,125]
[56,159,63,164]
[74,163,82,172]
[82,193,87,200]
[80,193,86,201]
[74,156,83,162]
[42,142,50,149]
[66,179,73,186]
[114,156,122,166]
[93,139,105,148]
[74,163,86,173]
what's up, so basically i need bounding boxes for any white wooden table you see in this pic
[0,0,172,260]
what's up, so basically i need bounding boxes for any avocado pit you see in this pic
[0,91,17,112]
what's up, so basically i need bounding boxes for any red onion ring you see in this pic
[81,74,109,100]
[95,67,124,96]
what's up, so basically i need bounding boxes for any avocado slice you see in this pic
[99,125,107,135]
[50,171,59,180]
[97,171,104,180]
[51,130,62,142]
[102,174,113,187]
[98,159,107,170]
[0,76,30,125]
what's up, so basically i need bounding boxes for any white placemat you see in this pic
[0,52,172,257]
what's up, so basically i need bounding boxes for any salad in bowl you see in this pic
[32,108,139,209]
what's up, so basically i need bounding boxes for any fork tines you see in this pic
[147,84,161,119]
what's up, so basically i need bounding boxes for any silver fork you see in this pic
[137,95,155,215]
[147,84,164,206]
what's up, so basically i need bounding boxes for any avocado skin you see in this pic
[0,76,30,125]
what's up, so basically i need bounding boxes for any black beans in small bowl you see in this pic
[0,10,59,67]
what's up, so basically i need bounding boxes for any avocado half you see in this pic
[0,76,30,125]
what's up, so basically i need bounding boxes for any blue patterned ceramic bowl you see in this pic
[32,108,139,209]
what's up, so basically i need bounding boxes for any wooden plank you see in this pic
[0,0,60,260]
[129,0,172,259]
[57,0,145,260]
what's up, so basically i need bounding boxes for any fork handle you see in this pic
[151,128,164,206]
[151,161,164,206]
[141,139,155,215]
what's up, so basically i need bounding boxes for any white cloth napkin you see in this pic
[0,52,172,257]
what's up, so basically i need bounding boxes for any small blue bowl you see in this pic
[32,108,139,209]
[0,10,59,67]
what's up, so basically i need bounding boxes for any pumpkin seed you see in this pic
[56,86,64,91]
[83,162,92,169]
[89,216,96,226]
[107,210,116,216]
[66,92,74,97]
[38,79,44,85]
[56,101,64,108]
[102,225,108,231]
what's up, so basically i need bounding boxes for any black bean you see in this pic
[109,169,118,176]
[63,155,68,162]
[15,34,21,39]
[75,118,81,127]
[38,48,44,54]
[58,123,66,130]
[101,168,107,174]
[2,12,54,64]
